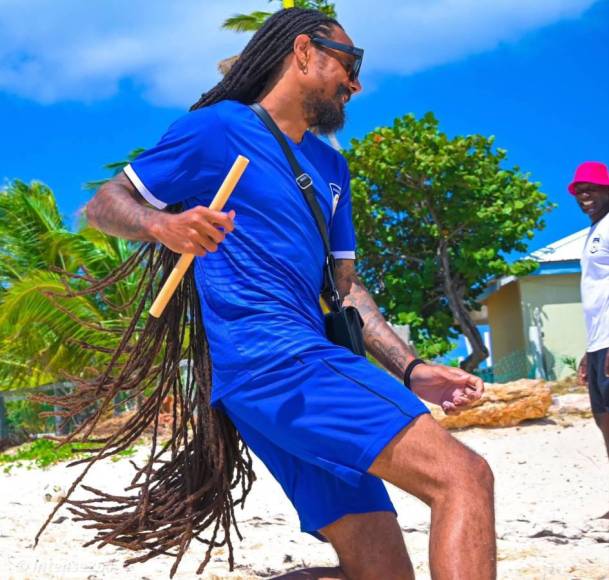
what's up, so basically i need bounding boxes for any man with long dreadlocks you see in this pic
[50,7,496,580]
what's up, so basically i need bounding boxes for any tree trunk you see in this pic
[0,394,8,440]
[438,241,489,372]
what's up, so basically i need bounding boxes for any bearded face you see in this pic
[303,83,351,134]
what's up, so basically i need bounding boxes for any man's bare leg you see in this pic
[593,412,609,459]
[592,412,609,519]
[273,512,413,579]
[369,414,496,580]
[275,416,494,579]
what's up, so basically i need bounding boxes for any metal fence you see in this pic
[0,382,73,439]
[475,350,534,383]
[475,349,577,383]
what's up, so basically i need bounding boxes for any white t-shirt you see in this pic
[581,212,609,352]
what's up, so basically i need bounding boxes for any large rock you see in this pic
[430,379,552,429]
[549,394,592,418]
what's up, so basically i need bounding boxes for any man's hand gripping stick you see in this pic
[149,155,249,318]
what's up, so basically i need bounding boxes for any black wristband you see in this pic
[403,358,426,389]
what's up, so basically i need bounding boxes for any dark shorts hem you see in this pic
[587,347,609,414]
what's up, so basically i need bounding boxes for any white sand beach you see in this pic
[2,417,608,579]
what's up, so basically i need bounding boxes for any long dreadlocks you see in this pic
[33,7,341,578]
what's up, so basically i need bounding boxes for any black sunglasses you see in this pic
[310,36,364,82]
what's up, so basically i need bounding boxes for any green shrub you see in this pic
[0,438,137,471]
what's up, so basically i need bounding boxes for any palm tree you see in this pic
[0,180,140,392]
[220,0,337,63]
[84,148,145,193]
[222,1,335,33]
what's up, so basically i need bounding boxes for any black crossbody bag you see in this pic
[250,103,366,357]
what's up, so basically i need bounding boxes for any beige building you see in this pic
[480,229,588,381]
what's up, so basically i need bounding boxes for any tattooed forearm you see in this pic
[334,259,416,378]
[85,172,163,242]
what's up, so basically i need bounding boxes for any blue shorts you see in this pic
[218,344,430,535]
[587,347,609,414]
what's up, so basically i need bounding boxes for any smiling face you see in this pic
[298,26,362,134]
[573,182,609,224]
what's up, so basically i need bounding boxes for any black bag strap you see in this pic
[250,103,342,311]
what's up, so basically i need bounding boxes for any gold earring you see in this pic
[302,61,308,74]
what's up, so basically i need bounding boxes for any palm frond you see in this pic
[44,229,141,308]
[0,169,148,393]
[0,180,69,279]
[0,270,122,389]
[222,11,272,32]
[83,148,146,191]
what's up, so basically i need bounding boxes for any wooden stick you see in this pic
[149,155,250,318]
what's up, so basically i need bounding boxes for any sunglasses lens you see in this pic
[310,37,363,82]
[351,57,361,81]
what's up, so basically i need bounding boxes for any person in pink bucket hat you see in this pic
[569,160,609,197]
[571,161,609,519]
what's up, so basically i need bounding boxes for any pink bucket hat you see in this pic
[568,161,609,194]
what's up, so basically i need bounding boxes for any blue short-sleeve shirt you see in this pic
[125,100,356,401]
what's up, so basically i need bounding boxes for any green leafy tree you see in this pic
[0,179,139,390]
[346,112,554,370]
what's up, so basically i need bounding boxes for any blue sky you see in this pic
[1,0,608,255]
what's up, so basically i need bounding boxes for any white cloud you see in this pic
[340,0,598,75]
[0,0,263,105]
[0,0,598,107]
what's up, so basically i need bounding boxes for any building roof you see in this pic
[480,228,588,303]
[529,228,588,263]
